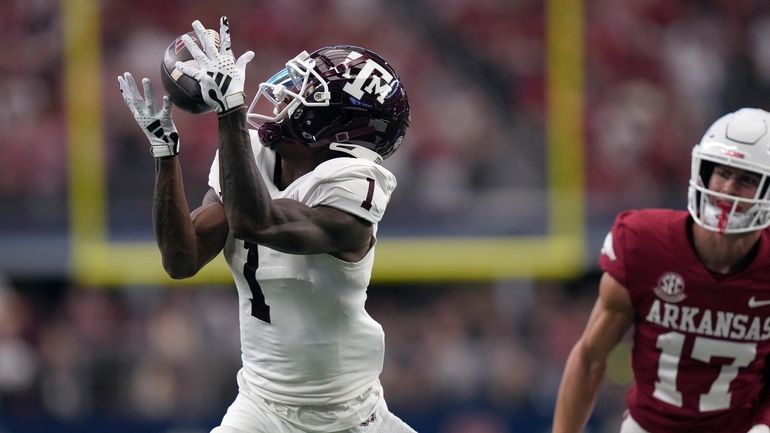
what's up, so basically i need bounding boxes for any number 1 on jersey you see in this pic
[243,241,271,323]
[361,178,375,210]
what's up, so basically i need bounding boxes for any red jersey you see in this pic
[599,209,770,433]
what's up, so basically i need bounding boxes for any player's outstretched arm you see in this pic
[552,272,634,433]
[217,109,373,261]
[153,158,228,278]
[176,16,372,261]
[117,72,228,278]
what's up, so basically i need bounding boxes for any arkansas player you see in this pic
[553,108,770,433]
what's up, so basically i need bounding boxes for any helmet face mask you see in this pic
[248,51,331,125]
[247,46,410,161]
[689,168,769,233]
[688,108,770,234]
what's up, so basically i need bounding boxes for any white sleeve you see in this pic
[208,150,221,195]
[304,160,397,224]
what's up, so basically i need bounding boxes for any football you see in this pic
[160,29,220,114]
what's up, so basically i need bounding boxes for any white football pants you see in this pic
[210,391,417,433]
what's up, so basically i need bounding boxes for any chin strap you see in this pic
[257,119,385,163]
[329,142,383,164]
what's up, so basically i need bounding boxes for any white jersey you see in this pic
[208,130,396,408]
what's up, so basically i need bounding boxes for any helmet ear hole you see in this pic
[291,107,343,144]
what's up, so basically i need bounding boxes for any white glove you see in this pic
[117,72,180,158]
[175,17,254,113]
[749,425,770,433]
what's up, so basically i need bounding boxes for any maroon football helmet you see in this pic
[247,45,410,161]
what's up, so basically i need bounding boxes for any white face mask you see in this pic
[246,51,330,130]
[687,152,770,234]
[699,199,761,233]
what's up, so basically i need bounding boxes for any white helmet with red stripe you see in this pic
[688,108,770,233]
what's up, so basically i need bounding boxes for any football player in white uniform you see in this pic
[117,17,416,433]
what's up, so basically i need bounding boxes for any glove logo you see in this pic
[207,71,232,93]
[146,120,171,143]
[146,120,178,146]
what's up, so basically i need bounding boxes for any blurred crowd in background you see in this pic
[1,275,616,433]
[3,0,770,432]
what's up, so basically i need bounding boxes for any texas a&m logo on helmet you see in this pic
[341,51,395,104]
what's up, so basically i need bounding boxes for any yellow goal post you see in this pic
[64,0,585,286]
